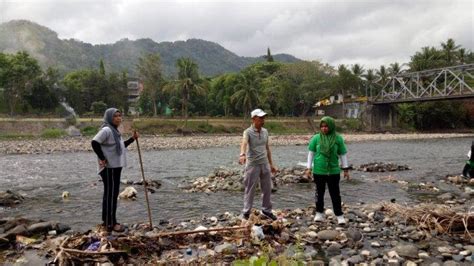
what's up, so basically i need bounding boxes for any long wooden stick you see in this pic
[135,131,153,228]
[155,225,250,238]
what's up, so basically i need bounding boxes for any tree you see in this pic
[2,52,41,115]
[441,38,460,65]
[457,48,467,64]
[337,64,357,98]
[231,69,260,119]
[136,53,164,116]
[25,67,59,112]
[164,58,205,127]
[266,47,274,62]
[351,64,365,95]
[376,65,389,85]
[388,62,402,76]
[99,59,106,76]
[363,69,376,98]
[409,46,444,71]
[91,101,108,114]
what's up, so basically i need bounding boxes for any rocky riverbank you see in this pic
[2,201,473,265]
[1,133,473,154]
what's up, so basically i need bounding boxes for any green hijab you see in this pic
[319,116,337,157]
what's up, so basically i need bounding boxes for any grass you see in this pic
[132,118,315,135]
[40,128,66,138]
[80,125,99,136]
[0,133,35,140]
[0,117,365,138]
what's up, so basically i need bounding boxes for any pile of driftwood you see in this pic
[53,225,252,265]
[382,203,474,237]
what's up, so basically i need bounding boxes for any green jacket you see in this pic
[308,133,347,175]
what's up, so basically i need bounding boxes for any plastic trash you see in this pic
[85,241,101,251]
[186,248,192,255]
[16,235,37,245]
[251,225,265,241]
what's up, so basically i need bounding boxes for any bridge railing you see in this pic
[372,64,474,103]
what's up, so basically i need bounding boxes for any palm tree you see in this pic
[376,65,389,86]
[441,38,460,65]
[457,48,466,64]
[164,58,205,127]
[363,69,376,98]
[409,46,442,71]
[351,64,365,95]
[388,62,402,76]
[231,70,260,120]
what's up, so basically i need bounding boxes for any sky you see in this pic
[1,0,473,69]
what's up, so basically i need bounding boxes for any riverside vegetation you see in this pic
[1,21,473,130]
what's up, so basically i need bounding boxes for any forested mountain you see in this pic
[0,20,300,76]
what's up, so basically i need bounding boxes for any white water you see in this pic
[60,102,77,118]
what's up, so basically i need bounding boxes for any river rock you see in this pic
[371,241,381,247]
[327,243,342,256]
[4,225,28,240]
[443,261,460,266]
[349,209,368,220]
[357,162,410,172]
[214,242,237,254]
[317,230,339,241]
[185,166,312,192]
[347,255,363,264]
[27,222,52,234]
[387,250,400,258]
[346,228,363,242]
[0,237,9,249]
[0,190,24,206]
[437,193,454,200]
[459,250,471,256]
[66,126,81,137]
[419,252,430,259]
[395,244,419,258]
[438,246,457,254]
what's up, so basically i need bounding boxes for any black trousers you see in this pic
[100,167,122,229]
[313,174,343,216]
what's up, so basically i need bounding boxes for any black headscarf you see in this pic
[101,108,122,155]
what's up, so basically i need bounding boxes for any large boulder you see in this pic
[0,190,24,206]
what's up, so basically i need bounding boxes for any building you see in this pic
[127,79,143,115]
[313,94,367,119]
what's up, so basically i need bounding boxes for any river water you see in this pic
[0,137,471,231]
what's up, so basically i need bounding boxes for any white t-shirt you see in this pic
[93,127,127,171]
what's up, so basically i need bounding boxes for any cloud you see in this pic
[2,0,472,68]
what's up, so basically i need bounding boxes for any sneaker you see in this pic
[313,212,325,222]
[242,212,250,220]
[261,210,277,221]
[336,215,346,225]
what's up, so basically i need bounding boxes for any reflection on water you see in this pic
[0,137,470,230]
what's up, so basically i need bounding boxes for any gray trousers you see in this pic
[242,163,272,214]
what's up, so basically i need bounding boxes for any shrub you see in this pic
[342,118,362,131]
[91,101,107,115]
[81,126,99,136]
[41,128,66,138]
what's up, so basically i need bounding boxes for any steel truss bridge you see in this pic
[373,64,474,104]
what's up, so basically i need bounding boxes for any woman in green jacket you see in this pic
[304,116,350,224]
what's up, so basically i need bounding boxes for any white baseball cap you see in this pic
[251,108,267,118]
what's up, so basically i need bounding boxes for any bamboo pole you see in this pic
[135,131,153,228]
